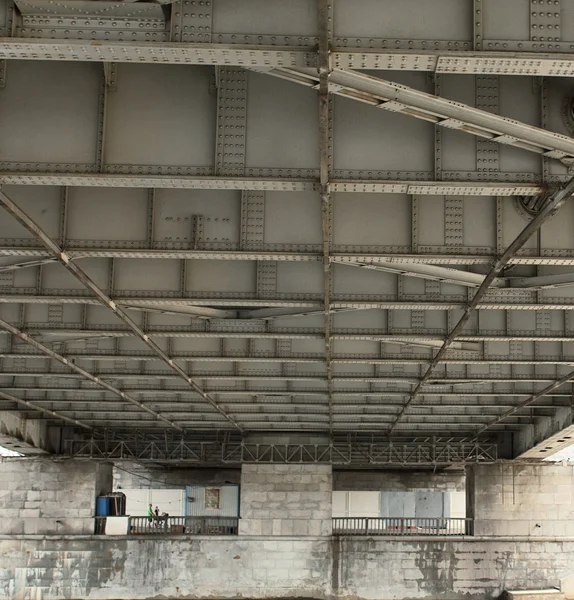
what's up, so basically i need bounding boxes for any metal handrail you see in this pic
[332,517,473,536]
[127,516,239,535]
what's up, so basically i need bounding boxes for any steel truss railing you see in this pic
[63,437,498,465]
[332,517,473,536]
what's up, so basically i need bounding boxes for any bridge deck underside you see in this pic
[1,0,574,463]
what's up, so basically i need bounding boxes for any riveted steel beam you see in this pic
[390,176,574,432]
[6,246,574,267]
[3,36,574,78]
[0,39,317,66]
[6,327,574,344]
[2,370,574,383]
[287,67,574,163]
[4,293,574,311]
[0,171,544,195]
[0,316,181,430]
[0,188,245,432]
[479,369,574,435]
[0,389,93,430]
[317,0,334,436]
[0,257,58,272]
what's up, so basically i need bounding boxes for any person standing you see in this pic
[147,503,154,527]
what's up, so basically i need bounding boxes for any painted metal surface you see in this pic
[1,0,574,461]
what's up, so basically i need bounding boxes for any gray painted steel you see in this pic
[0,0,574,462]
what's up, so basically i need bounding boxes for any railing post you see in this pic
[364,517,368,535]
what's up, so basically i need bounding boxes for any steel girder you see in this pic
[5,293,574,311]
[0,173,546,194]
[5,328,574,343]
[0,188,245,432]
[61,435,499,465]
[258,66,574,165]
[390,178,574,431]
[3,38,574,78]
[0,316,185,430]
[2,3,574,454]
[4,354,574,367]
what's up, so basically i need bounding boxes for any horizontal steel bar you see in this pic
[333,49,574,77]
[4,352,574,366]
[0,386,570,399]
[341,261,497,288]
[0,39,318,67]
[1,294,574,311]
[3,327,574,343]
[6,247,574,267]
[509,272,574,290]
[0,248,322,262]
[0,37,573,78]
[0,257,58,272]
[0,172,542,195]
[0,399,561,414]
[3,371,573,384]
[0,173,319,190]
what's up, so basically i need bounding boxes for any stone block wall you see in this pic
[0,535,573,599]
[112,461,240,489]
[337,537,574,600]
[0,536,332,600]
[0,458,112,535]
[239,464,332,536]
[468,463,574,536]
[333,469,465,491]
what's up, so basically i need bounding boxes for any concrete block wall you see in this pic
[333,469,465,491]
[0,536,332,600]
[468,463,574,536]
[0,458,112,535]
[1,535,573,599]
[337,537,574,600]
[239,464,332,536]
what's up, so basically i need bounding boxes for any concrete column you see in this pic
[467,463,574,536]
[239,464,332,536]
[0,457,112,534]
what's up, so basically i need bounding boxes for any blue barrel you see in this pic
[96,496,110,516]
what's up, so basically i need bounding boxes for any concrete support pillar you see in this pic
[0,457,112,534]
[467,463,574,536]
[238,464,332,536]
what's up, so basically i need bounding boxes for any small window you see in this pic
[205,487,221,510]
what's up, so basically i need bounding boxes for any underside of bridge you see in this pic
[1,0,574,468]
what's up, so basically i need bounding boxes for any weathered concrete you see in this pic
[333,469,465,491]
[113,461,240,489]
[467,463,574,536]
[515,406,574,459]
[0,458,112,535]
[239,464,332,536]
[0,411,63,455]
[0,536,332,600]
[0,535,573,600]
[337,537,574,600]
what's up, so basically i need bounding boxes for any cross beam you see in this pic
[261,67,574,164]
[0,188,244,432]
[2,37,574,78]
[0,316,181,430]
[390,176,574,432]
